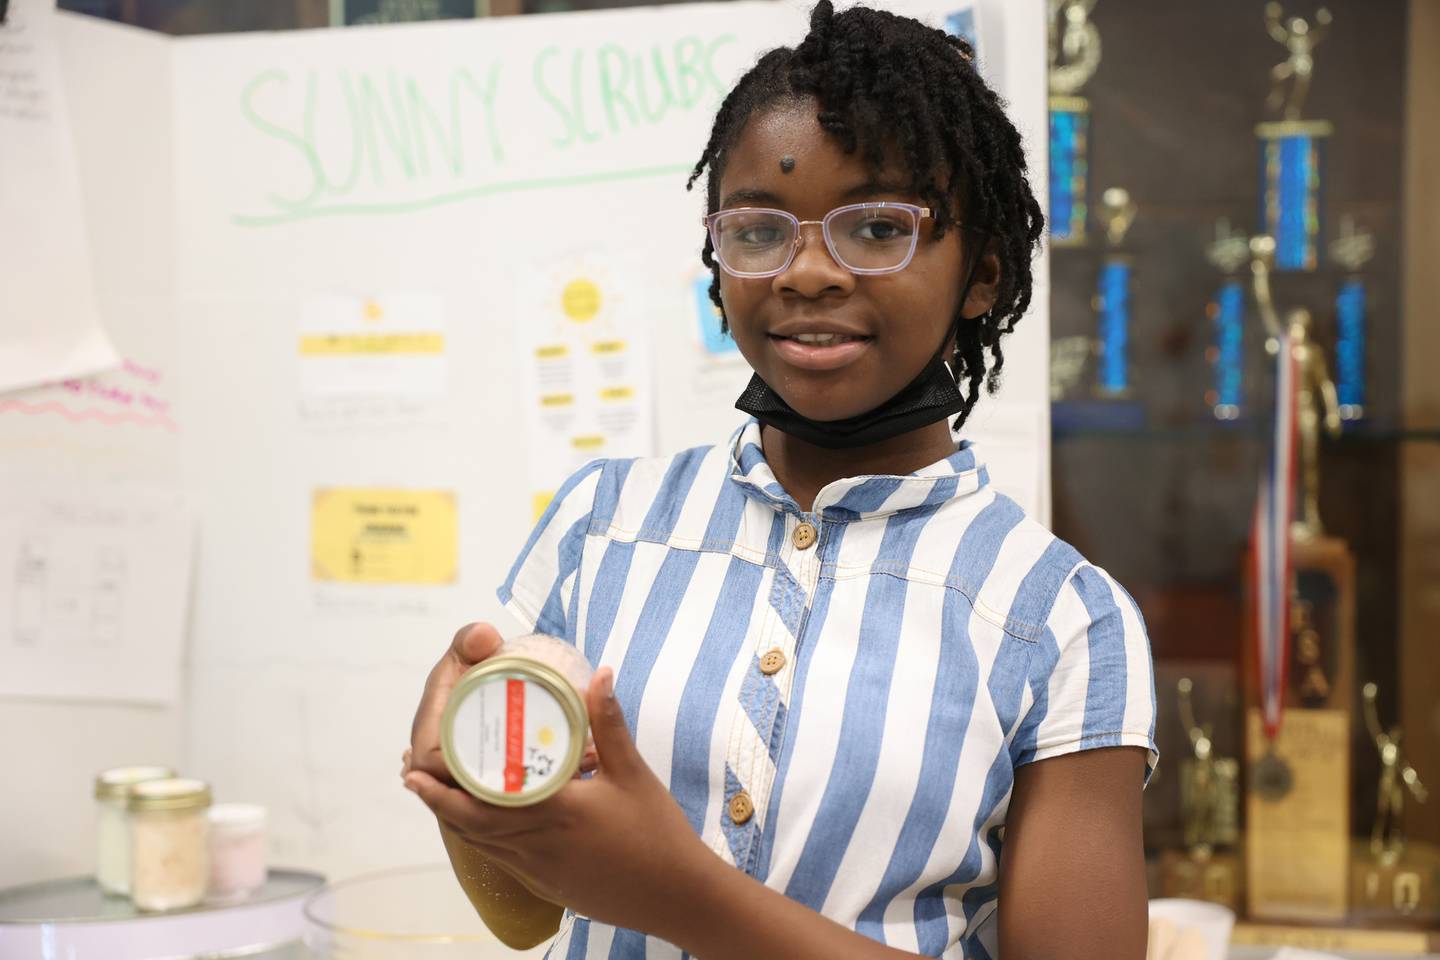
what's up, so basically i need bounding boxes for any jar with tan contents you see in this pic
[441,633,594,807]
[128,778,212,911]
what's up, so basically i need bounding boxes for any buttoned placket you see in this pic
[714,505,829,874]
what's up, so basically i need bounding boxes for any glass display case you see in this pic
[1046,0,1438,950]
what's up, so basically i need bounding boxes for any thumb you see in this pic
[452,621,504,669]
[586,668,640,779]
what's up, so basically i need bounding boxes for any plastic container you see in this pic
[1147,898,1235,960]
[441,633,593,807]
[206,803,267,904]
[128,778,212,912]
[94,766,175,896]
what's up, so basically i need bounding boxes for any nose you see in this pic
[773,222,855,299]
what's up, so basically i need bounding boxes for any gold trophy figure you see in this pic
[1287,307,1342,542]
[1163,679,1242,908]
[1264,3,1333,121]
[1363,683,1429,866]
[1049,0,1101,96]
[1352,682,1438,922]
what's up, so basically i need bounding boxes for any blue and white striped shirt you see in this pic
[498,419,1158,959]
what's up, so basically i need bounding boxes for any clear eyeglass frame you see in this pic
[702,201,935,279]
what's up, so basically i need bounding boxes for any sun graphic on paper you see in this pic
[362,299,385,323]
[537,726,556,747]
[561,278,603,322]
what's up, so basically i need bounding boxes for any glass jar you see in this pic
[128,778,212,911]
[94,765,175,896]
[441,633,594,807]
[206,803,268,903]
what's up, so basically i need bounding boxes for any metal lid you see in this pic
[127,777,212,814]
[441,655,588,807]
[93,766,176,802]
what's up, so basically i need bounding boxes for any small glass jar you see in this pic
[206,803,268,903]
[94,765,174,896]
[441,633,594,807]
[128,778,212,911]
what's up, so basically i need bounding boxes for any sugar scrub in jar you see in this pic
[441,633,594,806]
[94,765,175,896]
[206,803,267,903]
[128,778,212,911]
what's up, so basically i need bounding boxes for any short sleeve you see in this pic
[496,459,605,641]
[1010,563,1159,784]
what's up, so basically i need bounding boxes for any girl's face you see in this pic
[716,98,998,423]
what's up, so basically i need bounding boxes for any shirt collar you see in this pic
[727,418,989,521]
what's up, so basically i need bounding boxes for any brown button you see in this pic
[792,521,817,550]
[759,649,787,675]
[728,791,755,825]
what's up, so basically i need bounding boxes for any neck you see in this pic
[760,420,958,513]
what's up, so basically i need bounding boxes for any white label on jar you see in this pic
[451,674,572,798]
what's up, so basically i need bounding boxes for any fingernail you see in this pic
[605,670,616,700]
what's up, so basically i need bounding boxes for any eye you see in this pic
[733,223,787,247]
[851,216,912,243]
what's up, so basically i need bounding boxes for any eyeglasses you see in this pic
[702,202,934,279]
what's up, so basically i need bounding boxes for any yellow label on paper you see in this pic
[561,278,602,321]
[540,393,575,407]
[571,435,605,451]
[311,489,457,584]
[299,333,445,356]
[535,344,570,359]
[591,340,626,355]
[532,492,554,522]
[599,386,634,401]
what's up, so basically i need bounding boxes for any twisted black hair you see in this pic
[687,0,1044,428]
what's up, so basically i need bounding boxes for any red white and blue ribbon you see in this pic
[1251,335,1298,741]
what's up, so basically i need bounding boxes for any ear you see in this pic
[960,240,1001,321]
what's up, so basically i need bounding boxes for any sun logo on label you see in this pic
[362,299,385,323]
[561,278,602,322]
[537,726,556,747]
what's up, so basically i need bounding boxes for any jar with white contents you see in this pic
[128,778,212,911]
[441,633,594,807]
[94,765,174,896]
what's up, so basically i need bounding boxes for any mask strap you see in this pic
[932,234,988,367]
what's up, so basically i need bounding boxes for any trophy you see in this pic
[1330,215,1374,421]
[1243,234,1355,924]
[1256,4,1334,271]
[1287,306,1342,542]
[1094,187,1136,395]
[1161,678,1243,910]
[1205,220,1250,420]
[1349,682,1439,924]
[1048,0,1101,245]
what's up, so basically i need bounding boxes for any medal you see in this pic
[1253,750,1294,802]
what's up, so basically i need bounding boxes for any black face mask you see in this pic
[734,353,965,450]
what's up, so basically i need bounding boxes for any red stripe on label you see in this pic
[504,679,525,793]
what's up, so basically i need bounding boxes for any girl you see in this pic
[404,4,1158,957]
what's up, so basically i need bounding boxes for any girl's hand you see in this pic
[407,622,505,784]
[404,667,714,938]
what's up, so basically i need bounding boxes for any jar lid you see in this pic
[94,765,176,801]
[127,777,212,813]
[208,803,267,829]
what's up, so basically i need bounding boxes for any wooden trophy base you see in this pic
[1160,848,1243,911]
[1350,839,1440,928]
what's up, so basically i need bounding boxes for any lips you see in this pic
[767,330,873,371]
